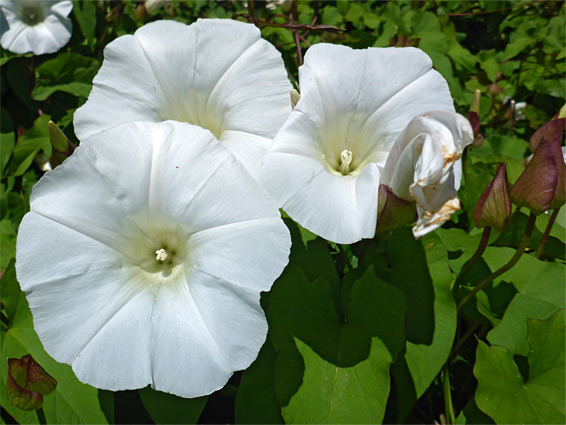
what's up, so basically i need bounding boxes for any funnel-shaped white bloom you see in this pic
[0,0,72,55]
[381,111,473,238]
[74,19,292,176]
[16,121,291,397]
[259,43,458,243]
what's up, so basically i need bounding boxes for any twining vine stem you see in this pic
[457,212,537,312]
[535,208,560,258]
[452,226,492,294]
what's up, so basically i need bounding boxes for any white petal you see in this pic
[28,123,156,251]
[150,270,267,398]
[49,1,73,18]
[29,14,71,55]
[188,217,291,292]
[71,289,154,391]
[0,19,31,54]
[16,213,119,288]
[296,44,454,164]
[74,19,291,173]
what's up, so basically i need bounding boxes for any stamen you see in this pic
[155,249,168,261]
[339,150,353,175]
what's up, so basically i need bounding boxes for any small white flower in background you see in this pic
[16,121,291,397]
[258,43,471,243]
[0,0,72,55]
[74,19,292,176]
[380,111,473,238]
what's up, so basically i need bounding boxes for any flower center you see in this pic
[339,150,353,175]
[155,248,168,261]
[119,215,191,283]
[21,5,45,26]
[160,100,224,141]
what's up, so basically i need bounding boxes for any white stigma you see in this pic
[339,150,353,175]
[155,248,168,261]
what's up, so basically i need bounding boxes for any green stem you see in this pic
[443,364,455,425]
[453,227,492,293]
[338,244,354,272]
[457,213,536,312]
[36,407,46,425]
[449,321,481,360]
[535,208,560,258]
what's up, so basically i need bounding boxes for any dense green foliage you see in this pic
[1,1,564,424]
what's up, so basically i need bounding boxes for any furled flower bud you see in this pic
[376,184,417,233]
[511,138,565,214]
[529,118,565,153]
[7,355,57,411]
[134,0,167,21]
[49,121,76,168]
[474,163,512,231]
[468,89,483,149]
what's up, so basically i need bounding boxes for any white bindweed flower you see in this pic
[0,0,72,55]
[16,121,291,397]
[258,43,462,243]
[74,19,292,176]
[381,111,473,238]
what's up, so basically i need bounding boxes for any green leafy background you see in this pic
[1,1,564,424]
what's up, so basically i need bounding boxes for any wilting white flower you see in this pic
[258,43,467,243]
[16,121,291,397]
[0,0,72,55]
[381,111,473,238]
[74,19,291,176]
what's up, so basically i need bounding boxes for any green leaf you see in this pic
[285,338,391,424]
[321,6,343,27]
[32,53,100,101]
[487,293,561,356]
[479,55,499,83]
[0,108,14,176]
[0,209,18,270]
[9,115,51,177]
[138,387,207,424]
[455,398,495,424]
[268,265,406,424]
[235,340,283,424]
[0,262,109,424]
[482,247,565,308]
[72,0,97,50]
[5,59,35,114]
[475,311,565,424]
[388,229,456,401]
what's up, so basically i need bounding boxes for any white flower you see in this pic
[258,43,462,244]
[0,0,72,55]
[74,19,292,176]
[381,111,473,238]
[16,121,291,397]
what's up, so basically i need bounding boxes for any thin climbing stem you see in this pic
[535,208,560,258]
[338,244,354,272]
[36,407,46,425]
[457,213,537,312]
[443,364,455,425]
[454,227,492,292]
